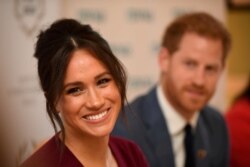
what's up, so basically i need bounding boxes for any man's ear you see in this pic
[158,47,171,73]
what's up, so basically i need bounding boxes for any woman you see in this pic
[225,75,250,167]
[21,19,148,167]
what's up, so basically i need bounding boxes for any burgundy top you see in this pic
[21,135,149,167]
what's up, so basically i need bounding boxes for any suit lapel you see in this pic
[142,88,175,167]
[195,112,210,167]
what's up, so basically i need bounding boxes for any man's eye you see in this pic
[66,87,81,95]
[185,61,195,67]
[206,66,218,74]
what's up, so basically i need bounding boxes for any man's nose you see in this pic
[193,68,206,87]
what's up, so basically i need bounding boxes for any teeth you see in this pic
[85,111,108,120]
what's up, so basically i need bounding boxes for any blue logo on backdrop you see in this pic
[171,8,193,18]
[78,9,105,23]
[127,8,153,22]
[129,76,154,89]
[110,44,132,58]
[151,42,160,55]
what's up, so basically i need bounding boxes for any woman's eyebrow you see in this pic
[94,71,111,80]
[64,81,82,89]
[63,72,111,88]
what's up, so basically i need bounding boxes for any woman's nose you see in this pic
[85,87,105,110]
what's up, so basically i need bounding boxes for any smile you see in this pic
[84,110,108,120]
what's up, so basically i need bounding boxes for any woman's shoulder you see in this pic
[109,136,149,167]
[20,134,82,167]
[21,136,57,167]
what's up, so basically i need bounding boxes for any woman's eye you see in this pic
[66,87,82,95]
[97,78,111,86]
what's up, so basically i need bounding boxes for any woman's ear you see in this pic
[158,47,171,73]
[55,104,61,113]
[55,98,61,113]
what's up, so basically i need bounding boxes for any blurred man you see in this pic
[112,12,231,167]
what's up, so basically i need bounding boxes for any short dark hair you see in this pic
[34,18,127,142]
[161,12,231,64]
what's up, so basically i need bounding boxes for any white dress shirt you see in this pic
[156,84,199,167]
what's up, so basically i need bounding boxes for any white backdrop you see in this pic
[0,0,61,165]
[62,0,227,103]
[0,0,227,166]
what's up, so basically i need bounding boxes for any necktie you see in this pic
[184,124,195,167]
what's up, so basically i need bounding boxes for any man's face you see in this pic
[159,32,224,118]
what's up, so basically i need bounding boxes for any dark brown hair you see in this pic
[34,18,127,143]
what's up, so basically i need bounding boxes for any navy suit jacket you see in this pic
[112,87,229,167]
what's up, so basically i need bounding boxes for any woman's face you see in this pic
[56,49,121,138]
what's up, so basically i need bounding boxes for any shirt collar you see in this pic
[156,84,199,135]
